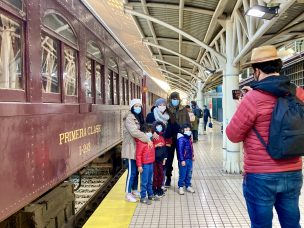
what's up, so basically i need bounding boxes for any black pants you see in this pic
[165,139,176,180]
[203,121,208,131]
[192,130,198,140]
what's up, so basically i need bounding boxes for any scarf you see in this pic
[153,106,169,125]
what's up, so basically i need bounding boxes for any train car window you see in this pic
[43,13,77,45]
[125,78,129,105]
[95,63,104,102]
[87,41,103,60]
[107,71,113,104]
[121,77,125,105]
[85,58,92,97]
[113,72,119,105]
[3,0,23,10]
[0,13,23,90]
[108,57,118,72]
[63,46,77,96]
[41,34,60,93]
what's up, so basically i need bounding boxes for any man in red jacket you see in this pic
[226,45,303,228]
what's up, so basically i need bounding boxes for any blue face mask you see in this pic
[146,132,153,138]
[156,125,163,132]
[184,130,192,136]
[133,107,141,114]
[171,99,179,107]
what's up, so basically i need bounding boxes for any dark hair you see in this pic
[131,106,145,127]
[252,59,283,74]
[191,101,197,106]
[179,123,191,133]
[153,121,166,132]
[185,105,191,109]
[140,123,153,133]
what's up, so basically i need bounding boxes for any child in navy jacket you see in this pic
[176,123,195,195]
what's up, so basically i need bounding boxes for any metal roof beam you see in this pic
[124,8,226,63]
[124,2,215,16]
[159,69,198,90]
[146,37,200,46]
[144,41,205,80]
[168,82,193,93]
[152,58,197,78]
[164,77,193,91]
[233,0,296,65]
[179,0,185,79]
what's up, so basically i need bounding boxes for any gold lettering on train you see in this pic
[59,124,101,145]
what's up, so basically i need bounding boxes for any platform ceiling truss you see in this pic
[84,0,304,94]
[122,0,304,94]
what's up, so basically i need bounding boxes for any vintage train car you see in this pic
[0,0,166,222]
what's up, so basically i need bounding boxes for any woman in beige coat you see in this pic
[122,99,153,202]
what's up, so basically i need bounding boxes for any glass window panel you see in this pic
[3,0,23,10]
[108,58,118,71]
[85,58,92,97]
[113,72,118,105]
[96,63,102,99]
[0,14,23,90]
[87,41,102,60]
[63,46,77,96]
[120,77,124,105]
[41,34,59,93]
[107,71,113,104]
[125,78,129,105]
[43,14,77,45]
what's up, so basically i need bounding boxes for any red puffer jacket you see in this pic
[136,139,155,167]
[226,77,303,174]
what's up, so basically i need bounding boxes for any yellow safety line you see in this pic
[83,172,137,228]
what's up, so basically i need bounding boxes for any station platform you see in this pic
[84,123,304,228]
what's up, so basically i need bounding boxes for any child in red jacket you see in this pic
[152,121,168,197]
[136,124,159,205]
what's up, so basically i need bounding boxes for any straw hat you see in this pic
[243,45,281,68]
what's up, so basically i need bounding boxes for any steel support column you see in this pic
[223,19,241,174]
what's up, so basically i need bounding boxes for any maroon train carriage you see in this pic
[0,0,166,223]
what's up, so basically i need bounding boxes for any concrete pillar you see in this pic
[223,19,241,173]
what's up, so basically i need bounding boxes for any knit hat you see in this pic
[155,98,166,106]
[130,99,142,108]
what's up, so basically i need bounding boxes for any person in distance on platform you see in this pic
[185,105,199,143]
[152,121,168,198]
[202,105,211,134]
[226,45,304,228]
[190,101,202,141]
[176,123,195,195]
[136,124,160,205]
[121,99,153,203]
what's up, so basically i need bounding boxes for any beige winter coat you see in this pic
[121,111,150,160]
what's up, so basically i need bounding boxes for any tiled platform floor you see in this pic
[130,123,304,228]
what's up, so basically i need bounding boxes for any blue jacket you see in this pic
[176,133,193,161]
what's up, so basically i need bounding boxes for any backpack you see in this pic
[195,108,203,118]
[253,94,304,159]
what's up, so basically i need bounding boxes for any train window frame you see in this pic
[107,57,119,105]
[0,8,26,102]
[41,12,79,104]
[86,41,104,104]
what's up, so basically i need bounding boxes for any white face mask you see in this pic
[184,130,192,136]
[158,106,166,113]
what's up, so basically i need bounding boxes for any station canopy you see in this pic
[84,0,304,95]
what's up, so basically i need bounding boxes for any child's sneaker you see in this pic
[186,186,195,193]
[179,187,185,195]
[140,198,152,205]
[157,189,165,198]
[148,195,160,201]
[132,190,140,198]
[161,186,167,192]
[126,193,137,202]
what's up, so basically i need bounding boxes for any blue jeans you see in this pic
[243,171,303,228]
[140,163,154,199]
[125,159,138,193]
[178,159,193,188]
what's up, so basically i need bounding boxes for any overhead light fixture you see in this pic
[245,5,280,20]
